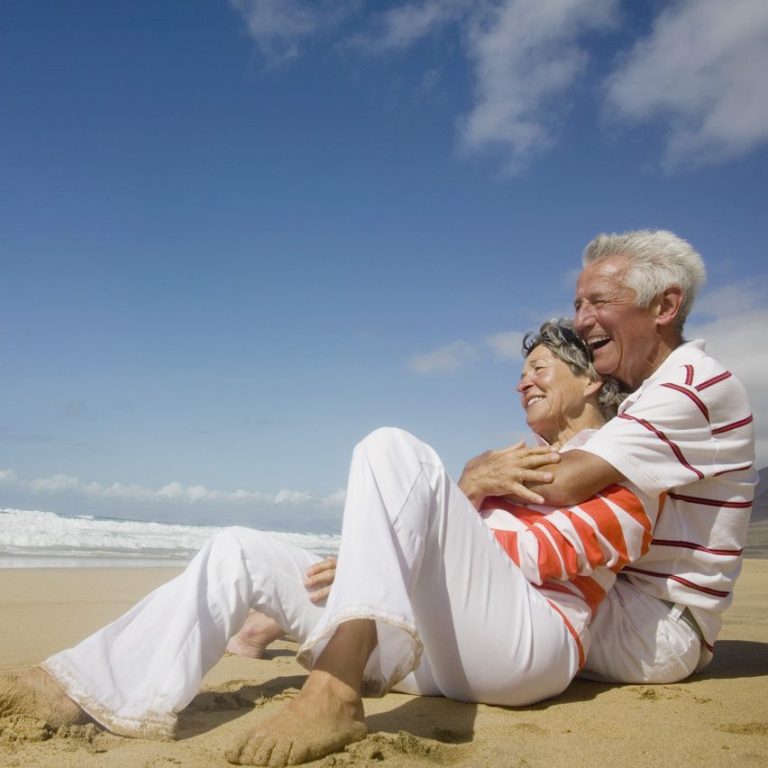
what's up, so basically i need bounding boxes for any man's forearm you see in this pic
[524,450,624,507]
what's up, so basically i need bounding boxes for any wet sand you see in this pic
[1,561,766,767]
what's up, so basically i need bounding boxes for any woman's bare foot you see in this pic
[225,670,367,766]
[0,668,90,729]
[227,612,286,659]
[226,619,376,766]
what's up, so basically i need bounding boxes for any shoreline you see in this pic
[1,561,766,766]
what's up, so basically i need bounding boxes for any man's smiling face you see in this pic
[573,255,660,390]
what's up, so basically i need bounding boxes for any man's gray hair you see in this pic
[583,229,706,329]
[522,319,627,420]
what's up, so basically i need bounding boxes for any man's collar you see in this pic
[617,339,706,413]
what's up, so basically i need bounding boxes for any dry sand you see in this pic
[1,562,766,768]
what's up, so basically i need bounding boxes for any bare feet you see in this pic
[0,668,90,729]
[225,670,367,766]
[227,612,286,659]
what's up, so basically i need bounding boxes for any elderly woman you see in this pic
[2,321,658,767]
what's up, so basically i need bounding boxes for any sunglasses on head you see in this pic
[557,325,592,359]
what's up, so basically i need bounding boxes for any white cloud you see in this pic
[354,0,471,51]
[459,0,618,171]
[229,0,356,62]
[274,489,315,505]
[408,340,479,373]
[408,329,538,373]
[16,470,344,508]
[606,0,768,167]
[0,469,17,485]
[28,473,82,493]
[485,330,525,359]
[230,0,768,171]
[688,276,768,466]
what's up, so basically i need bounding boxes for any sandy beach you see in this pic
[1,562,766,768]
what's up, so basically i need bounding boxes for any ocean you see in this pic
[0,507,341,568]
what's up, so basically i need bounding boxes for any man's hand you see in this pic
[458,442,560,509]
[304,556,337,603]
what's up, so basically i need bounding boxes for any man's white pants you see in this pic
[43,428,579,738]
[580,577,706,684]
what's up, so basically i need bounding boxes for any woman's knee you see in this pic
[203,526,276,570]
[355,427,441,469]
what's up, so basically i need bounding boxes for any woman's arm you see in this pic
[490,482,656,585]
[458,443,561,508]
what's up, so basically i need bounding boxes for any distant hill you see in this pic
[751,466,768,522]
[745,466,767,558]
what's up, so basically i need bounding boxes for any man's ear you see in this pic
[655,285,683,327]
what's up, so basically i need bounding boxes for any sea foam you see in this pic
[0,507,340,567]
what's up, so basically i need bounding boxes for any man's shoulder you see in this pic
[636,340,748,402]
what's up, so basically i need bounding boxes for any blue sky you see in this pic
[1,0,767,533]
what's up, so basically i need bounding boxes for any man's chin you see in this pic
[592,349,617,377]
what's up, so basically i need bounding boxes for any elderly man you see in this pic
[460,229,756,683]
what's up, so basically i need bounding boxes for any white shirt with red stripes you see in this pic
[578,339,756,652]
[481,430,658,667]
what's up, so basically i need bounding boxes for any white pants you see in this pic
[43,428,579,738]
[580,577,706,684]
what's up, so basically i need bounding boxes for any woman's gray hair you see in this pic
[583,229,706,330]
[522,319,627,419]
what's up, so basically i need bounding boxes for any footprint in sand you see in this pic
[717,722,768,736]
[344,730,471,765]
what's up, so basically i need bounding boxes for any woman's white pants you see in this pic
[42,428,579,738]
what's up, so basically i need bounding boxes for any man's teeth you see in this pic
[528,396,545,406]
[589,336,611,350]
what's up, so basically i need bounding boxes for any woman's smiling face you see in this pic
[516,344,594,444]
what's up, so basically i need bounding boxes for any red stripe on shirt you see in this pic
[623,566,730,598]
[545,599,585,668]
[696,371,732,391]
[571,575,607,615]
[651,539,744,557]
[683,364,694,385]
[619,413,705,480]
[667,491,752,508]
[714,463,754,476]
[481,499,545,520]
[600,484,653,542]
[662,382,709,420]
[492,529,520,566]
[536,520,577,579]
[571,494,628,568]
[712,415,753,434]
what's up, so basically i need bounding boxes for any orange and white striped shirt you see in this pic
[481,431,659,666]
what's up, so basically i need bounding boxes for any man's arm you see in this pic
[459,445,624,510]
[524,449,624,507]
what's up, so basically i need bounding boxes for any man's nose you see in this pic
[574,302,594,333]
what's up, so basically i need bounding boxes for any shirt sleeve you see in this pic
[578,370,753,498]
[488,483,657,585]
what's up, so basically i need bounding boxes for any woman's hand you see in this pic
[458,442,560,509]
[304,556,337,603]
